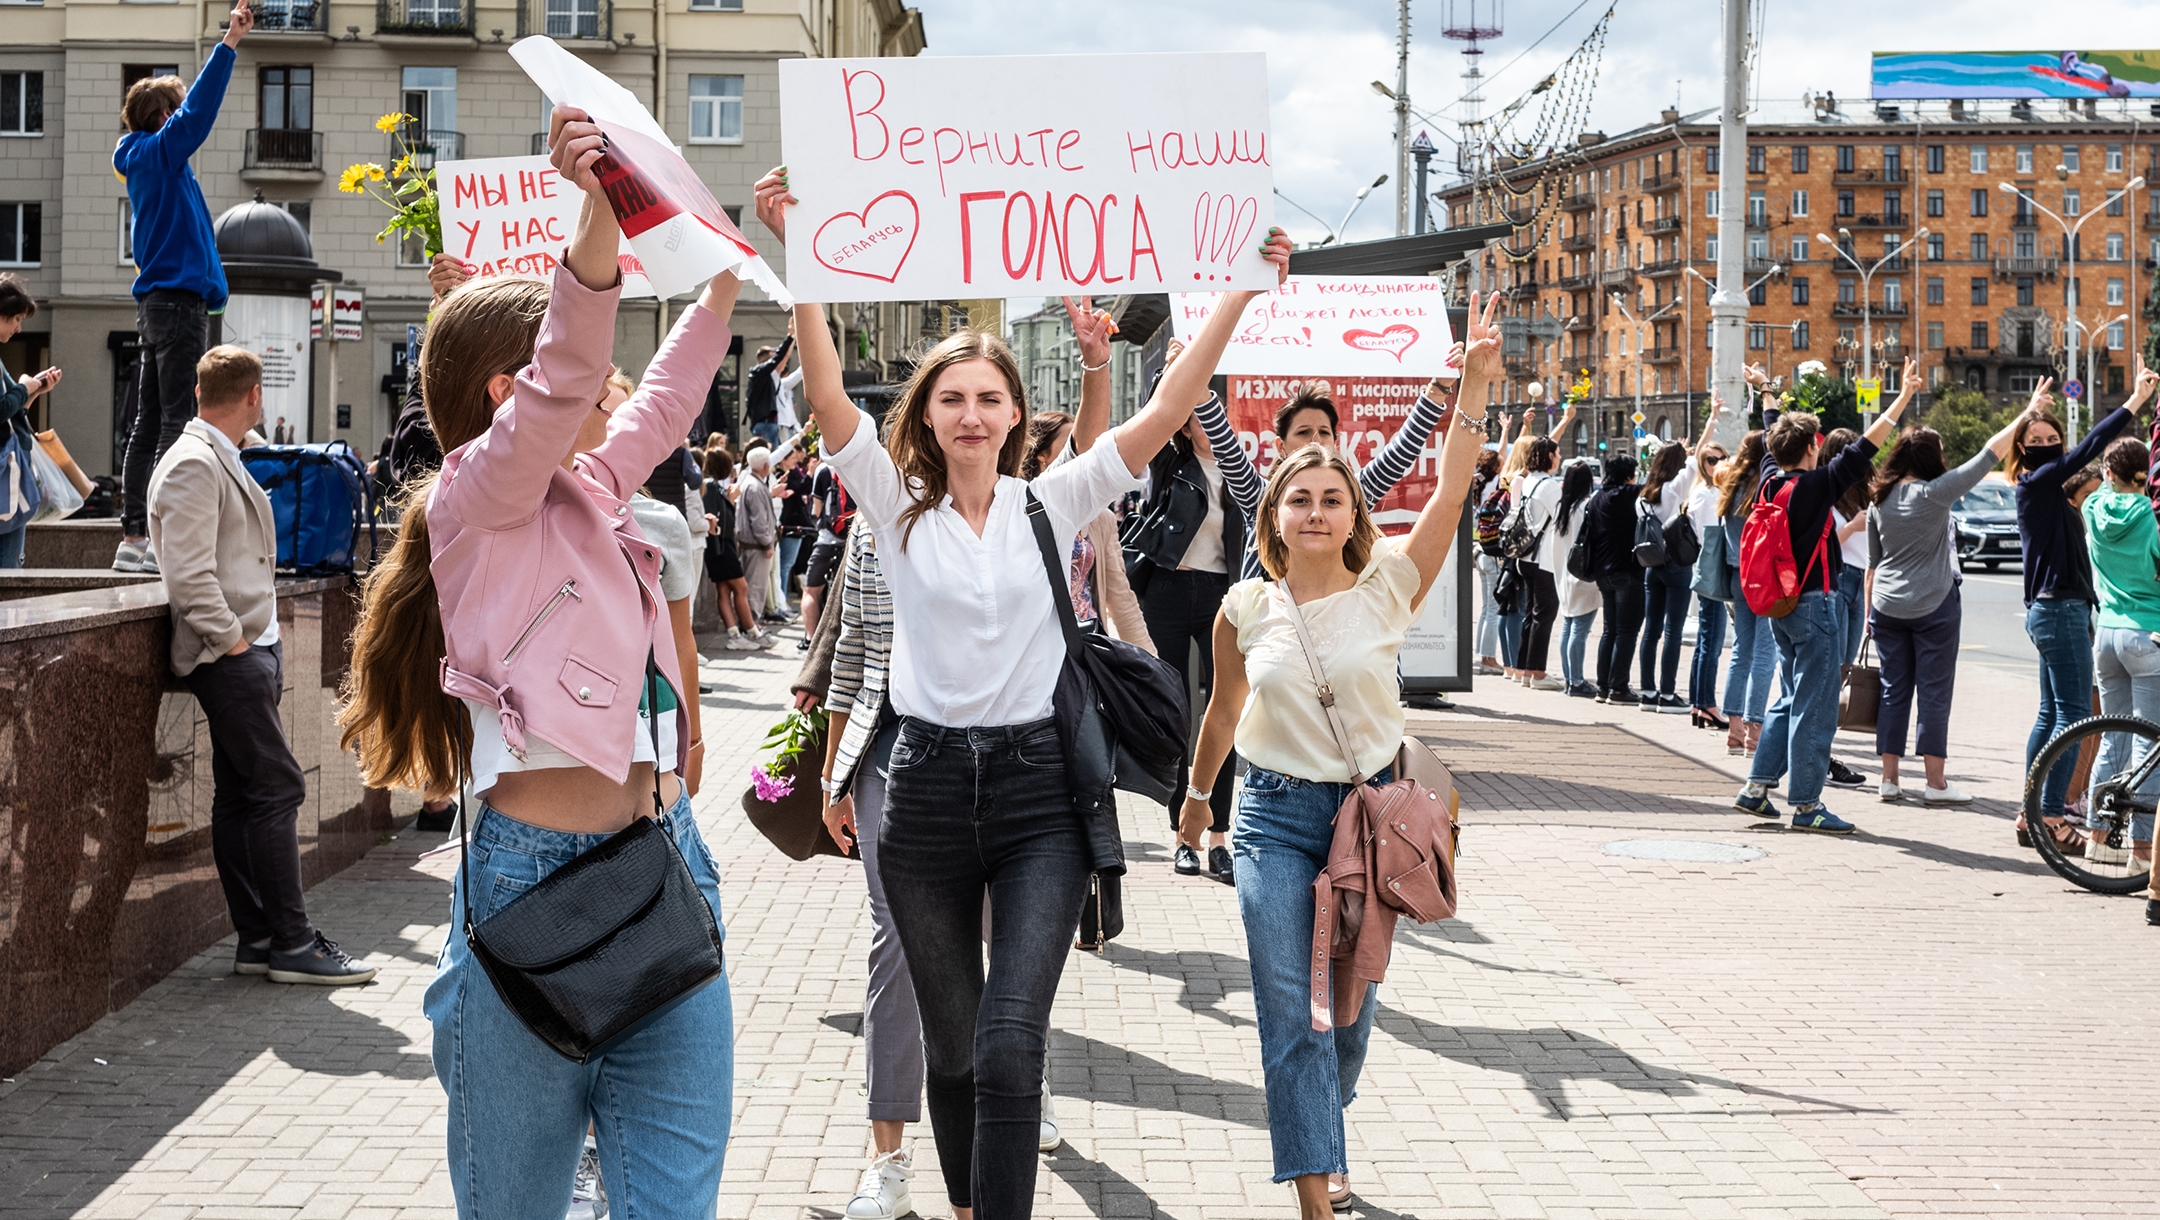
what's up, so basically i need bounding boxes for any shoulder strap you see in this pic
[1025,491,1086,662]
[1274,581,1367,785]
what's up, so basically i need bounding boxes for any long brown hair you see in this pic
[1255,444,1380,579]
[1023,410,1073,479]
[1818,428,1869,518]
[1715,429,1767,517]
[885,328,1029,547]
[337,276,550,796]
[2007,408,2067,483]
[1638,440,1688,505]
[1872,427,1948,504]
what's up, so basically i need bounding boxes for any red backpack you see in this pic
[1738,477,1833,618]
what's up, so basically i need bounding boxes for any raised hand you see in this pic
[2128,354,2160,412]
[1461,290,1502,381]
[753,166,795,242]
[427,252,472,307]
[547,105,608,196]
[2028,375,2056,414]
[1063,295,1117,370]
[1890,355,1920,408]
[1259,227,1292,287]
[1743,363,1769,388]
[221,1,254,47]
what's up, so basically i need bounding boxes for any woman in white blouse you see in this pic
[1177,294,1495,1219]
[758,168,1288,1220]
[1683,438,1730,729]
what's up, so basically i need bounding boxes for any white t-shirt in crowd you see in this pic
[1640,463,1698,528]
[1835,508,1871,570]
[822,407,1142,727]
[1511,471,1564,573]
[1181,456,1229,574]
[1686,474,1723,538]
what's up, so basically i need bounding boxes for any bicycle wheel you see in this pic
[2024,714,2158,896]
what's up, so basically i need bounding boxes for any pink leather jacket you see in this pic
[428,263,730,782]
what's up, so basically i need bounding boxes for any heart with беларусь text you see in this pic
[1341,324,1419,362]
[812,190,920,284]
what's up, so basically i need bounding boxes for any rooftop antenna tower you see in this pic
[1444,0,1505,199]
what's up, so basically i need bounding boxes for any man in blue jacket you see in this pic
[111,1,253,574]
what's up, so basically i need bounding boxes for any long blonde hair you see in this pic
[337,276,550,796]
[885,329,1029,547]
[1255,444,1381,580]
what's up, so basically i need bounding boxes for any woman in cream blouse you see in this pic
[1179,294,1497,1219]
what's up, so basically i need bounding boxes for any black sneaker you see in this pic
[1208,845,1234,883]
[2147,898,2160,927]
[1173,844,1201,875]
[1609,687,1639,708]
[1656,693,1689,714]
[267,932,379,986]
[1824,759,1867,789]
[1567,681,1598,699]
[1594,687,1610,704]
[233,939,271,976]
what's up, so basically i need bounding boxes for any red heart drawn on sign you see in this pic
[812,191,920,283]
[1341,324,1420,361]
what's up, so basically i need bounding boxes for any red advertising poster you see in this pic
[1221,373,1438,533]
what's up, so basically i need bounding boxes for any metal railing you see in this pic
[252,0,328,31]
[1845,212,1909,228]
[1557,273,1596,291]
[394,128,464,165]
[1598,268,1636,287]
[518,0,611,40]
[1646,215,1683,234]
[244,128,322,170]
[1992,256,2059,277]
[377,0,475,35]
[1561,233,1596,251]
[1640,259,1684,277]
[1831,301,1909,317]
[1644,345,1682,363]
[1641,173,1683,193]
[1560,192,1594,211]
[1833,167,1907,185]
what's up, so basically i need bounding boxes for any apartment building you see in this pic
[1008,298,1150,427]
[1437,96,2160,452]
[0,0,924,475]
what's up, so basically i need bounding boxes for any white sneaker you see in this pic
[723,633,756,651]
[751,631,777,650]
[1527,676,1566,691]
[844,1148,912,1220]
[2087,837,2132,867]
[1922,783,1974,805]
[1038,1077,1061,1152]
[113,539,158,573]
[566,1142,606,1220]
[1879,783,1903,803]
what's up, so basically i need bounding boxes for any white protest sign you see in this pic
[508,37,790,304]
[437,156,655,298]
[778,52,1276,302]
[1172,276,1456,376]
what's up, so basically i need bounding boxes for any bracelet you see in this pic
[1079,356,1110,373]
[820,777,837,796]
[1186,784,1212,802]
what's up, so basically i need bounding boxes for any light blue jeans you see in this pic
[1835,565,1867,666]
[1474,553,1502,660]
[1234,764,1384,1182]
[2026,599,2095,818]
[1560,611,1597,688]
[425,794,733,1220]
[2092,625,2160,843]
[1749,591,1844,807]
[1722,591,1777,724]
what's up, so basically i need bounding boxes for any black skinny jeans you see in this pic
[181,642,314,950]
[1639,562,1693,696]
[123,291,210,537]
[1517,566,1560,673]
[1596,573,1647,695]
[1141,566,1235,833]
[877,715,1090,1217]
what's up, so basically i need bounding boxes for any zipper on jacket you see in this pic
[502,579,582,665]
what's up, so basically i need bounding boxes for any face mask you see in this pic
[2022,442,2064,467]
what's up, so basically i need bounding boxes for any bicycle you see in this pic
[2023,714,2157,895]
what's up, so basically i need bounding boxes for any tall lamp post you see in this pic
[1817,225,1928,400]
[1686,262,1785,430]
[2071,311,2134,421]
[1999,175,2143,440]
[1610,291,1687,448]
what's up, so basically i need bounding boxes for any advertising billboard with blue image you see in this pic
[1872,50,2160,99]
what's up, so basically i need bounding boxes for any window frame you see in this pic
[1926,144,1944,174]
[1970,277,1988,306]
[0,201,39,267]
[1791,145,1809,174]
[687,73,745,145]
[258,64,313,132]
[1791,188,1809,217]
[1791,276,1810,305]
[1926,188,1944,217]
[0,70,43,137]
[1926,276,1944,305]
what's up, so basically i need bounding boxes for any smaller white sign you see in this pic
[438,156,657,298]
[1171,276,1457,376]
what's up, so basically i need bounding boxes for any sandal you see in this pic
[1726,722,1747,756]
[1327,1173,1353,1212]
[2041,819,2087,857]
[1744,720,1762,756]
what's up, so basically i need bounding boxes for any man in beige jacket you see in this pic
[148,345,374,985]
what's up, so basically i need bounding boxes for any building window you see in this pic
[1748,280,1767,306]
[2108,232,2125,261]
[1885,189,1903,220]
[1926,233,1944,260]
[687,0,745,9]
[1747,232,1768,259]
[2015,229,2036,258]
[1792,321,1810,349]
[1970,146,1988,174]
[1970,277,1988,305]
[1971,189,1990,217]
[1748,322,1767,349]
[1748,144,1765,174]
[118,199,134,264]
[1791,234,1810,261]
[2108,190,2125,216]
[1886,146,1904,177]
[2016,277,2034,307]
[541,0,604,38]
[2065,189,2081,216]
[1928,320,1944,349]
[2109,320,2127,349]
[1706,320,1715,349]
[1970,233,1990,260]
[1926,189,1944,217]
[400,66,457,144]
[1884,280,1902,310]
[1837,189,1855,217]
[1748,190,1766,225]
[1705,146,1719,174]
[688,74,744,144]
[2108,276,2125,305]
[0,202,39,266]
[1706,235,1718,260]
[2109,144,2125,173]
[2063,146,2080,173]
[1837,144,1855,173]
[2016,144,2034,174]
[1704,190,1719,216]
[1838,277,1856,304]
[0,71,43,136]
[259,65,313,130]
[1926,144,1944,174]
[1927,276,1944,304]
[1791,145,1809,173]
[1971,321,1988,348]
[1791,188,1809,217]
[1791,276,1810,305]
[122,64,181,98]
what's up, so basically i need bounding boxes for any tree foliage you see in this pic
[1777,371,1864,435]
[1919,386,2010,467]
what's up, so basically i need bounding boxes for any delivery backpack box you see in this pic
[241,441,377,574]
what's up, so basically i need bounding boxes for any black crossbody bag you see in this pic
[461,656,725,1063]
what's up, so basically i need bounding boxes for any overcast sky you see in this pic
[921,0,2160,264]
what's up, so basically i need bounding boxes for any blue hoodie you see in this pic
[112,43,234,312]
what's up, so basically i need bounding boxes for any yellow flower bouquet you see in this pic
[338,113,444,256]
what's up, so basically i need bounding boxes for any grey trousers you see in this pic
[855,758,925,1121]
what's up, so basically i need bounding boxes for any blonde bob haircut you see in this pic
[1254,443,1381,580]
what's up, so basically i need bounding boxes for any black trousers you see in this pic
[1595,573,1647,695]
[877,716,1089,1216]
[1517,566,1560,673]
[1140,566,1235,833]
[123,290,210,537]
[181,641,313,950]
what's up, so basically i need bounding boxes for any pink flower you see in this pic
[750,765,794,804]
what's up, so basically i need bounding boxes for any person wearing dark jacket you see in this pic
[745,332,795,449]
[1733,357,1920,834]
[1581,454,1643,703]
[382,254,474,498]
[2013,376,2139,851]
[112,3,253,574]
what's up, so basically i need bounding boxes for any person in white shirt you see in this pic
[1504,435,1566,688]
[1683,439,1731,728]
[1551,461,1604,697]
[757,163,1289,1220]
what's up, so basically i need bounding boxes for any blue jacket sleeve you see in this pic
[1358,393,1451,507]
[149,43,235,168]
[2026,405,2132,493]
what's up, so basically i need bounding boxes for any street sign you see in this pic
[2064,378,2085,401]
[1856,377,1881,411]
[1631,411,1645,424]
[1633,426,1646,439]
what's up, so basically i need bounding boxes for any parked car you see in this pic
[1952,480,2021,571]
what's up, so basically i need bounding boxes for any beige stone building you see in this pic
[0,0,925,474]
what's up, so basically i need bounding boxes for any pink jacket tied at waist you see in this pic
[427,262,732,782]
[1311,772,1458,1031]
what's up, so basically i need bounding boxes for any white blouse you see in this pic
[822,408,1142,727]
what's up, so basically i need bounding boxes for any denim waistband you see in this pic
[140,288,205,304]
[472,795,694,859]
[898,714,1057,750]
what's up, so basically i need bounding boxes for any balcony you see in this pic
[250,0,330,36]
[1599,268,1636,288]
[1561,233,1596,252]
[1640,259,1684,278]
[2142,211,2160,231]
[1557,273,1596,291]
[1645,345,1683,364]
[376,0,477,41]
[1833,167,1907,185]
[1641,173,1683,193]
[1831,300,1909,317]
[1560,192,1595,211]
[1564,315,1593,332]
[394,128,465,166]
[2012,212,2039,229]
[1744,257,1780,275]
[518,0,613,42]
[241,128,323,182]
[1503,280,1540,300]
[1646,215,1683,234]
[1992,256,2060,279]
[1844,212,1909,229]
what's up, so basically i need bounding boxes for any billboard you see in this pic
[1872,50,2160,99]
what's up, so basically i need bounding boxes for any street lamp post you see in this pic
[1685,263,1784,430]
[2072,312,2133,420]
[1818,225,1929,400]
[1999,175,2144,440]
[1609,291,1687,448]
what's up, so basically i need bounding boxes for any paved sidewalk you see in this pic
[1,626,2153,1218]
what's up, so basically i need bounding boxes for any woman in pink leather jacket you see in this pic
[338,108,742,1219]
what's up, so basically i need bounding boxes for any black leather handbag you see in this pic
[462,660,726,1064]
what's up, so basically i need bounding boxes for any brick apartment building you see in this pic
[1436,95,2160,453]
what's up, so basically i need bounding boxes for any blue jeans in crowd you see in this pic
[1836,565,1867,666]
[1748,590,1844,807]
[1638,562,1692,697]
[776,535,803,601]
[2025,599,2095,818]
[2093,625,2160,845]
[0,524,24,569]
[1497,606,1525,670]
[425,794,733,1220]
[1474,554,1502,660]
[1871,586,1962,761]
[1560,611,1597,689]
[1722,591,1777,725]
[1234,763,1386,1183]
[1689,595,1728,711]
[749,420,783,450]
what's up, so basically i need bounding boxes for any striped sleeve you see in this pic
[1191,390,1265,516]
[1359,392,1451,507]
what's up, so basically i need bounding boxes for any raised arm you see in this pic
[755,167,877,458]
[1191,389,1265,516]
[1065,296,1117,454]
[1861,355,1922,449]
[1399,292,1500,607]
[156,6,246,165]
[1358,372,1456,506]
[584,271,738,497]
